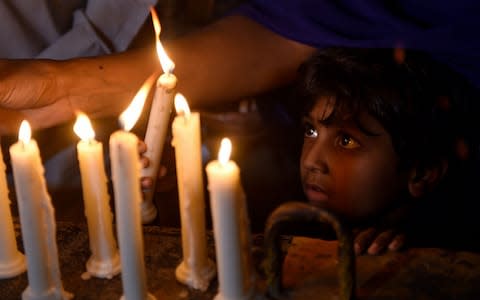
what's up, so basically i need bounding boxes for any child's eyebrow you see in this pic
[353,119,382,137]
[304,110,382,137]
[315,114,382,137]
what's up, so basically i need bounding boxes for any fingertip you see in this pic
[388,236,405,251]
[354,243,362,255]
[367,243,379,255]
[141,177,153,189]
[159,166,167,177]
[388,241,400,251]
[138,140,147,153]
[141,157,150,168]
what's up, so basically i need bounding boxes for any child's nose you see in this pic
[302,139,329,174]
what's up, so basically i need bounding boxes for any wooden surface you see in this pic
[0,223,221,300]
[283,237,480,300]
[2,224,480,299]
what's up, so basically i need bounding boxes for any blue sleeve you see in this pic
[37,0,157,59]
[234,0,480,89]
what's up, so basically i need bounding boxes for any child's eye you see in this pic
[337,134,360,149]
[303,122,318,138]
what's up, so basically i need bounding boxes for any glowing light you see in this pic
[119,74,156,131]
[18,120,31,144]
[73,113,95,141]
[150,7,175,74]
[174,93,191,119]
[218,138,232,166]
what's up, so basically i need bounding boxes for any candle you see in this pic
[172,94,215,291]
[140,7,177,224]
[74,113,121,279]
[0,144,26,279]
[206,138,254,300]
[110,81,156,300]
[9,120,72,299]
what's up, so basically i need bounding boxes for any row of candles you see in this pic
[0,8,254,300]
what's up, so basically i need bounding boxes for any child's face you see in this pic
[300,97,408,222]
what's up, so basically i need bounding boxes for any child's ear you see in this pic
[408,160,448,198]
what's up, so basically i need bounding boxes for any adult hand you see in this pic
[0,107,24,135]
[0,49,158,134]
[0,59,61,110]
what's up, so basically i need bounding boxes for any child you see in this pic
[294,48,470,255]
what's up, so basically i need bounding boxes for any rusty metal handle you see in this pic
[264,202,356,300]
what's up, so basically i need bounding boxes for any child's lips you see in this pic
[304,183,329,205]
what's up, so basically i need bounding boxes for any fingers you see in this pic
[0,107,24,135]
[354,228,377,255]
[140,156,149,168]
[138,140,149,169]
[137,140,147,154]
[138,140,170,193]
[140,166,168,190]
[158,165,167,178]
[367,229,395,255]
[141,177,153,189]
[388,233,406,252]
[354,228,405,256]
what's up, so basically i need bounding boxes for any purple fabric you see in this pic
[235,0,480,89]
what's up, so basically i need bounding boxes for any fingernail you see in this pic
[354,243,361,255]
[389,240,400,251]
[368,243,378,255]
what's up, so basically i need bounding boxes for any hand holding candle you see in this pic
[9,121,72,300]
[141,7,177,224]
[110,79,156,300]
[0,142,26,279]
[206,138,254,300]
[172,94,215,291]
[74,113,121,279]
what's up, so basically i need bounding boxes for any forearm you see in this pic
[0,15,315,132]
[59,48,159,118]
[166,15,316,108]
[0,47,159,132]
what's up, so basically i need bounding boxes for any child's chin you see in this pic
[307,198,329,210]
[305,190,329,207]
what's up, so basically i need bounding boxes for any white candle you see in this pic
[110,82,156,300]
[140,7,177,224]
[172,94,215,291]
[0,143,26,279]
[74,113,121,279]
[9,120,72,300]
[206,138,254,300]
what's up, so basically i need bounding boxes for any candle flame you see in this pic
[74,113,95,141]
[18,120,31,144]
[150,7,175,74]
[174,93,191,118]
[218,138,232,165]
[119,74,156,131]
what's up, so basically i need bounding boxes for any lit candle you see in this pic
[206,138,254,300]
[172,94,215,291]
[110,79,156,300]
[74,113,120,279]
[9,121,72,299]
[0,143,26,279]
[140,7,177,224]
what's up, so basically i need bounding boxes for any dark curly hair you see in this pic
[296,47,455,172]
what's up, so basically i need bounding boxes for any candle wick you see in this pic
[20,140,26,151]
